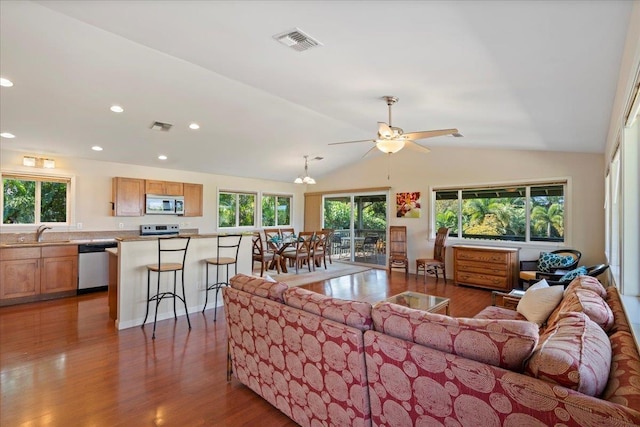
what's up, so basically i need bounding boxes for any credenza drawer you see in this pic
[455,272,509,290]
[455,260,507,277]
[455,249,508,264]
[452,245,519,291]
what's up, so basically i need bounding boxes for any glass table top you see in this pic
[385,291,449,312]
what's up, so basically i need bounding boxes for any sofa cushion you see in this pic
[558,266,588,282]
[474,305,528,321]
[602,331,640,409]
[372,302,539,371]
[229,273,288,302]
[516,279,564,326]
[564,275,607,298]
[525,312,612,397]
[560,288,614,332]
[537,251,576,272]
[283,287,373,331]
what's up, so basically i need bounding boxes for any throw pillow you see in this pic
[559,266,588,282]
[561,288,615,332]
[525,312,612,397]
[516,279,564,326]
[537,252,575,273]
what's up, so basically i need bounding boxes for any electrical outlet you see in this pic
[119,223,124,229]
[77,222,83,230]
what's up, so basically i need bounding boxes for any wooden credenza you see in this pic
[453,245,520,291]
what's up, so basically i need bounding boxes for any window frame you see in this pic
[217,190,258,229]
[1,171,74,228]
[261,193,293,228]
[431,178,571,246]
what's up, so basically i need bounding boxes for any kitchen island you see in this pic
[110,234,252,330]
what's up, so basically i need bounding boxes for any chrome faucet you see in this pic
[36,225,52,242]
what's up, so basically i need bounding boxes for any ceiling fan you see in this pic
[329,96,463,156]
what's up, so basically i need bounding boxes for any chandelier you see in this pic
[294,155,317,184]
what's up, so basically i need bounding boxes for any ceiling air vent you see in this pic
[273,28,323,52]
[150,121,173,132]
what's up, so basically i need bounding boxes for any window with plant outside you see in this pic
[2,174,70,224]
[434,183,565,243]
[218,191,256,228]
[262,194,292,227]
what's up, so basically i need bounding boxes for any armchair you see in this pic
[534,263,609,287]
[519,249,581,287]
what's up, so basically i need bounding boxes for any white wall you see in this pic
[0,149,307,234]
[314,146,605,272]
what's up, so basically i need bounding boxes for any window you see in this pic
[434,182,566,243]
[218,191,256,228]
[2,174,70,224]
[262,194,292,227]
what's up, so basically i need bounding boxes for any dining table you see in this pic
[266,235,297,273]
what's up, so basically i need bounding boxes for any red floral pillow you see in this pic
[372,302,539,371]
[559,288,614,332]
[525,312,611,396]
[564,275,607,298]
[229,273,288,302]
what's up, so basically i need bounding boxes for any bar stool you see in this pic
[203,234,243,321]
[143,236,191,339]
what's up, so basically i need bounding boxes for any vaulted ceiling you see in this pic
[0,1,632,182]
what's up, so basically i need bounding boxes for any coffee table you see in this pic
[385,291,450,315]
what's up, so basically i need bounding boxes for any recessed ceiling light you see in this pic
[0,132,15,139]
[0,78,13,87]
[189,123,200,130]
[92,146,103,151]
[158,155,167,160]
[110,105,124,113]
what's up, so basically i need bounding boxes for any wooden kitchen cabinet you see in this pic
[145,180,183,196]
[1,245,78,305]
[112,177,145,216]
[0,247,41,300]
[41,246,78,294]
[183,183,203,217]
[453,245,519,291]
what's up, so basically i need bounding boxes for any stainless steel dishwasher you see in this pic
[77,240,117,294]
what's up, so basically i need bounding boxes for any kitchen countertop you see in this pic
[0,238,117,248]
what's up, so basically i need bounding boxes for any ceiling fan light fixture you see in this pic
[376,139,405,154]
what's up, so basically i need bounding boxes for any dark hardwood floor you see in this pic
[0,269,492,426]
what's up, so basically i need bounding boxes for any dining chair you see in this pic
[416,227,449,283]
[252,232,280,277]
[282,231,315,273]
[388,225,409,275]
[312,230,330,269]
[321,228,335,264]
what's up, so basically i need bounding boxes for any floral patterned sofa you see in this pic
[224,274,640,426]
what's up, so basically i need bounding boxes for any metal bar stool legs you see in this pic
[202,234,243,322]
[142,236,191,339]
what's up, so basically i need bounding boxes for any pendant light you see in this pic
[294,155,319,184]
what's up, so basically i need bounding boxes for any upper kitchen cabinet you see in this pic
[112,177,144,217]
[183,183,203,217]
[145,180,183,196]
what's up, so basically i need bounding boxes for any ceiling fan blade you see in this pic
[328,139,375,146]
[361,145,379,158]
[401,128,461,140]
[377,122,392,138]
[405,140,431,153]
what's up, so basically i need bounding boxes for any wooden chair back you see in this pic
[433,227,449,262]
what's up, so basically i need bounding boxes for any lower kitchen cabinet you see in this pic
[0,245,78,305]
[41,246,78,294]
[0,258,40,299]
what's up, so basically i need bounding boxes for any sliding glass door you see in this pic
[323,192,388,266]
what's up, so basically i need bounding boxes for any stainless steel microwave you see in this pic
[145,194,185,215]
